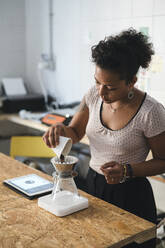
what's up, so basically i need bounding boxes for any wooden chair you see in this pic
[10,136,55,159]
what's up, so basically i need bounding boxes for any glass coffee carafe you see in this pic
[51,155,79,202]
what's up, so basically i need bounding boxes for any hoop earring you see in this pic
[128,90,134,100]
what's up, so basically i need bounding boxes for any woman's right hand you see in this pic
[42,122,66,148]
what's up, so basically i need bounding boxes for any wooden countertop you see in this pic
[0,153,156,248]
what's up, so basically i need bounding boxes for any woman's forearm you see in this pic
[131,159,165,177]
[65,125,84,144]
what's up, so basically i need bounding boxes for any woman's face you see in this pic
[94,66,134,103]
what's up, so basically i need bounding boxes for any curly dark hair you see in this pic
[91,28,154,84]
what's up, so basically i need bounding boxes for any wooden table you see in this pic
[0,153,156,248]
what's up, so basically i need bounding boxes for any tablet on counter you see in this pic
[3,174,53,200]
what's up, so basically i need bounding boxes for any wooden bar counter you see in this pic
[0,153,156,248]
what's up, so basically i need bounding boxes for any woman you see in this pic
[43,28,165,248]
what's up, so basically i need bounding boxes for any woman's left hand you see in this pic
[100,161,123,184]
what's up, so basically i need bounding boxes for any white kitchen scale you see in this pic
[38,190,88,217]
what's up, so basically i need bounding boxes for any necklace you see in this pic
[109,104,117,113]
[108,89,137,113]
[109,101,131,113]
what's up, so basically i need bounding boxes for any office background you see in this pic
[0,0,165,106]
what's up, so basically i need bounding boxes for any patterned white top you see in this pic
[85,86,165,174]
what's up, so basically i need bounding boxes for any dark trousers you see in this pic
[87,167,157,248]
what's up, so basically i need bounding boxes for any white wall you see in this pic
[25,0,82,103]
[24,0,165,105]
[45,0,82,103]
[25,0,49,94]
[0,0,25,91]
